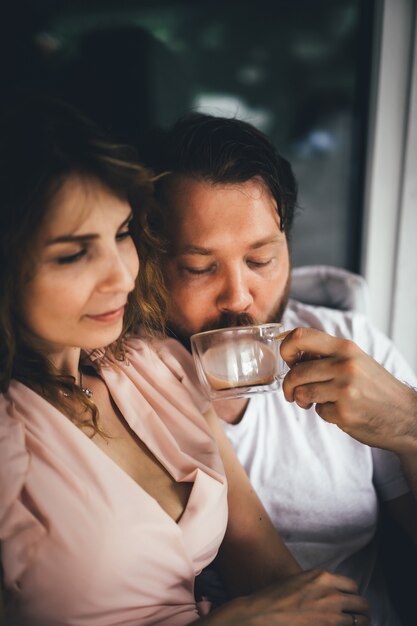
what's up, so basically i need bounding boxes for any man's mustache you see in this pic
[200,312,259,332]
[166,312,259,353]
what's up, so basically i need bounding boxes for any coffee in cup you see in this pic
[191,323,285,400]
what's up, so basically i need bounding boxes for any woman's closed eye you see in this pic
[55,223,132,264]
[116,228,132,242]
[116,220,133,242]
[56,248,87,265]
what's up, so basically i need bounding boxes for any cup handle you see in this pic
[273,331,291,378]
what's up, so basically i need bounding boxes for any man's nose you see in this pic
[217,268,253,313]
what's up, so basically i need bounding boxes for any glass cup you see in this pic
[190,323,286,400]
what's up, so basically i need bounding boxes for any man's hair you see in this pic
[146,113,298,237]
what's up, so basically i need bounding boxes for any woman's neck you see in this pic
[47,346,82,381]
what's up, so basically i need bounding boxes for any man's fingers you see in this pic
[282,357,340,402]
[311,570,359,594]
[315,402,340,425]
[340,594,370,616]
[249,571,370,626]
[280,327,350,367]
[313,581,370,622]
[292,381,340,407]
[293,569,359,593]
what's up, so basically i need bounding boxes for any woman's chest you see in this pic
[90,388,193,522]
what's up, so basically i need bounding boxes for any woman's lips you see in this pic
[86,305,125,323]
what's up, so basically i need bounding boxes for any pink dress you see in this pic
[0,338,228,626]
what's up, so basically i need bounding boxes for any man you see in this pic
[146,113,417,625]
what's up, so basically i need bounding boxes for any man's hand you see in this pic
[280,327,417,455]
[199,569,370,625]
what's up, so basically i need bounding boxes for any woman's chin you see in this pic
[81,319,125,351]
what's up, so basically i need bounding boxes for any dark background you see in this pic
[0,0,374,272]
[2,2,417,624]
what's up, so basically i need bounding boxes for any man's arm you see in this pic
[280,327,417,544]
[202,404,370,625]
[196,569,370,625]
[203,404,301,596]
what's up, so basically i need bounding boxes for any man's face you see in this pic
[163,175,291,345]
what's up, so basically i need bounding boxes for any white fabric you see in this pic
[222,300,417,626]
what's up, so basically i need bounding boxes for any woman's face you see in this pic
[20,175,140,356]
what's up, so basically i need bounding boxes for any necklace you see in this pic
[79,369,93,399]
[63,369,93,399]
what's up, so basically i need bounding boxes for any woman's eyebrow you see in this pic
[46,211,133,246]
[119,211,133,228]
[46,233,97,245]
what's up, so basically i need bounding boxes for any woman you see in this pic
[0,94,369,626]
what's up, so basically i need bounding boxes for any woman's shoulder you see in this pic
[0,389,31,523]
[0,387,61,591]
[0,383,65,506]
[123,335,211,417]
[124,334,191,359]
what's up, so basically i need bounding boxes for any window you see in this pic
[2,0,374,271]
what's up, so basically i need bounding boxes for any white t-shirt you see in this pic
[222,300,416,626]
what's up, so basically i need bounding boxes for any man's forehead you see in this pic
[164,175,281,243]
[164,173,273,203]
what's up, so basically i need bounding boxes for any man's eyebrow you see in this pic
[46,212,133,246]
[176,236,281,256]
[176,245,214,256]
[249,236,282,249]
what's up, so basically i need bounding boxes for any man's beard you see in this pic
[167,276,291,353]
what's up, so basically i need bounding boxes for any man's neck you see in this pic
[212,397,250,425]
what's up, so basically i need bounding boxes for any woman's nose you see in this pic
[99,249,137,294]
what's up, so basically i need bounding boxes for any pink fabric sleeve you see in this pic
[0,402,46,589]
